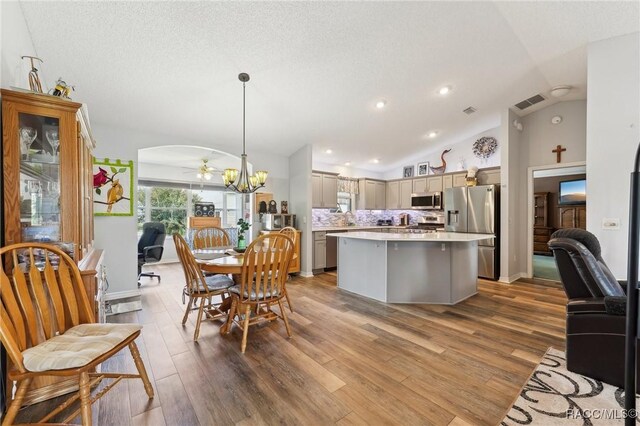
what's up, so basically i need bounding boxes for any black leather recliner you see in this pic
[138,222,166,286]
[549,228,634,388]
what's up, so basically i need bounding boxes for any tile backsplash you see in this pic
[312,209,426,227]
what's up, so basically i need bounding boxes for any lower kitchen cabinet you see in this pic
[314,240,326,269]
[313,231,327,270]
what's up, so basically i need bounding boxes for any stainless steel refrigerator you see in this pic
[444,185,499,280]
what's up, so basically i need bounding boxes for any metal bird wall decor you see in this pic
[429,149,451,174]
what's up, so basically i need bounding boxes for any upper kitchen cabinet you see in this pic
[412,177,427,193]
[357,179,386,210]
[312,171,338,208]
[1,89,96,261]
[386,179,412,209]
[413,176,443,193]
[477,168,500,185]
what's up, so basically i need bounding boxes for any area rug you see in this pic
[501,348,637,425]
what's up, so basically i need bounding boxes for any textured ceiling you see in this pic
[20,1,639,172]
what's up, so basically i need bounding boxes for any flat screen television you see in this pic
[559,179,586,205]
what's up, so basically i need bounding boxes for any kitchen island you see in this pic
[330,231,494,304]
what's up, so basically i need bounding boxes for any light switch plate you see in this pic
[602,218,621,230]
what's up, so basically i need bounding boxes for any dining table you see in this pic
[192,247,298,334]
[193,247,246,278]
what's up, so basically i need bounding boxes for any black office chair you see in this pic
[138,222,166,287]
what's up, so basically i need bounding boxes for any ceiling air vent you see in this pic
[515,94,546,110]
[463,106,477,115]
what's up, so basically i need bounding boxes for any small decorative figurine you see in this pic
[281,201,288,214]
[21,56,44,93]
[466,166,479,187]
[429,149,451,174]
[268,200,278,213]
[50,78,75,99]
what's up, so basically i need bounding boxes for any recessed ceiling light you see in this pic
[428,131,438,138]
[375,100,386,109]
[372,158,380,164]
[438,86,451,95]
[344,162,351,166]
[325,149,332,154]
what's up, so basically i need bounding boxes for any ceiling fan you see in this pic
[182,158,220,181]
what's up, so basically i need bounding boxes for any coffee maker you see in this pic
[398,213,409,226]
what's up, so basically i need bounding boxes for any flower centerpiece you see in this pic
[236,218,250,252]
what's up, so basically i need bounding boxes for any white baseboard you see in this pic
[498,273,524,284]
[106,289,141,301]
[300,271,314,278]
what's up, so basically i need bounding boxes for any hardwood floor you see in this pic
[15,264,566,425]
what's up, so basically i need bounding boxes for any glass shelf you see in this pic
[19,112,61,243]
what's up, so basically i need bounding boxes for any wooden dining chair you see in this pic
[0,243,154,426]
[278,226,297,312]
[222,233,294,353]
[182,227,232,304]
[192,226,231,250]
[174,233,234,341]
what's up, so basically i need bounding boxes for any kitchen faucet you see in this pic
[344,211,356,226]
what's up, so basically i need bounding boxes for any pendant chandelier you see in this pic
[223,73,268,193]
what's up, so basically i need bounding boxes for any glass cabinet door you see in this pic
[18,112,61,243]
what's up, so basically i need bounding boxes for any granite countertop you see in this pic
[327,231,494,242]
[312,225,409,232]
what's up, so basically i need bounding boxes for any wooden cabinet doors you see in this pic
[1,90,84,257]
[559,206,586,229]
[312,172,338,208]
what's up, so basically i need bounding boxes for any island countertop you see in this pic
[328,231,494,242]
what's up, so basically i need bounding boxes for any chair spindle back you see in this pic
[174,233,209,296]
[192,227,231,250]
[0,243,94,373]
[279,227,297,246]
[239,233,293,304]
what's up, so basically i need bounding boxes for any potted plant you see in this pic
[236,218,250,252]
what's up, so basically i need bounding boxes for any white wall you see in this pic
[586,32,640,278]
[1,2,43,89]
[92,124,141,297]
[289,145,313,276]
[383,127,501,180]
[517,100,587,278]
[312,161,385,180]
[520,100,587,167]
[499,109,523,282]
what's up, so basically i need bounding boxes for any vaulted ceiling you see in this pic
[20,1,639,172]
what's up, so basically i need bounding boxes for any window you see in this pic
[137,183,243,235]
[189,188,242,228]
[151,187,192,235]
[337,192,353,213]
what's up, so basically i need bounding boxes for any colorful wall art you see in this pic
[93,158,134,216]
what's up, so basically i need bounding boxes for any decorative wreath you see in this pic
[473,136,498,159]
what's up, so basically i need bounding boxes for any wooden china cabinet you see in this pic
[1,88,106,405]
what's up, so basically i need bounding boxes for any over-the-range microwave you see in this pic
[410,192,443,210]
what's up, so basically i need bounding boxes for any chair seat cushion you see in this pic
[228,284,279,300]
[202,275,234,291]
[22,323,142,372]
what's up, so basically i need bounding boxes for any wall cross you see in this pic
[552,145,566,163]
